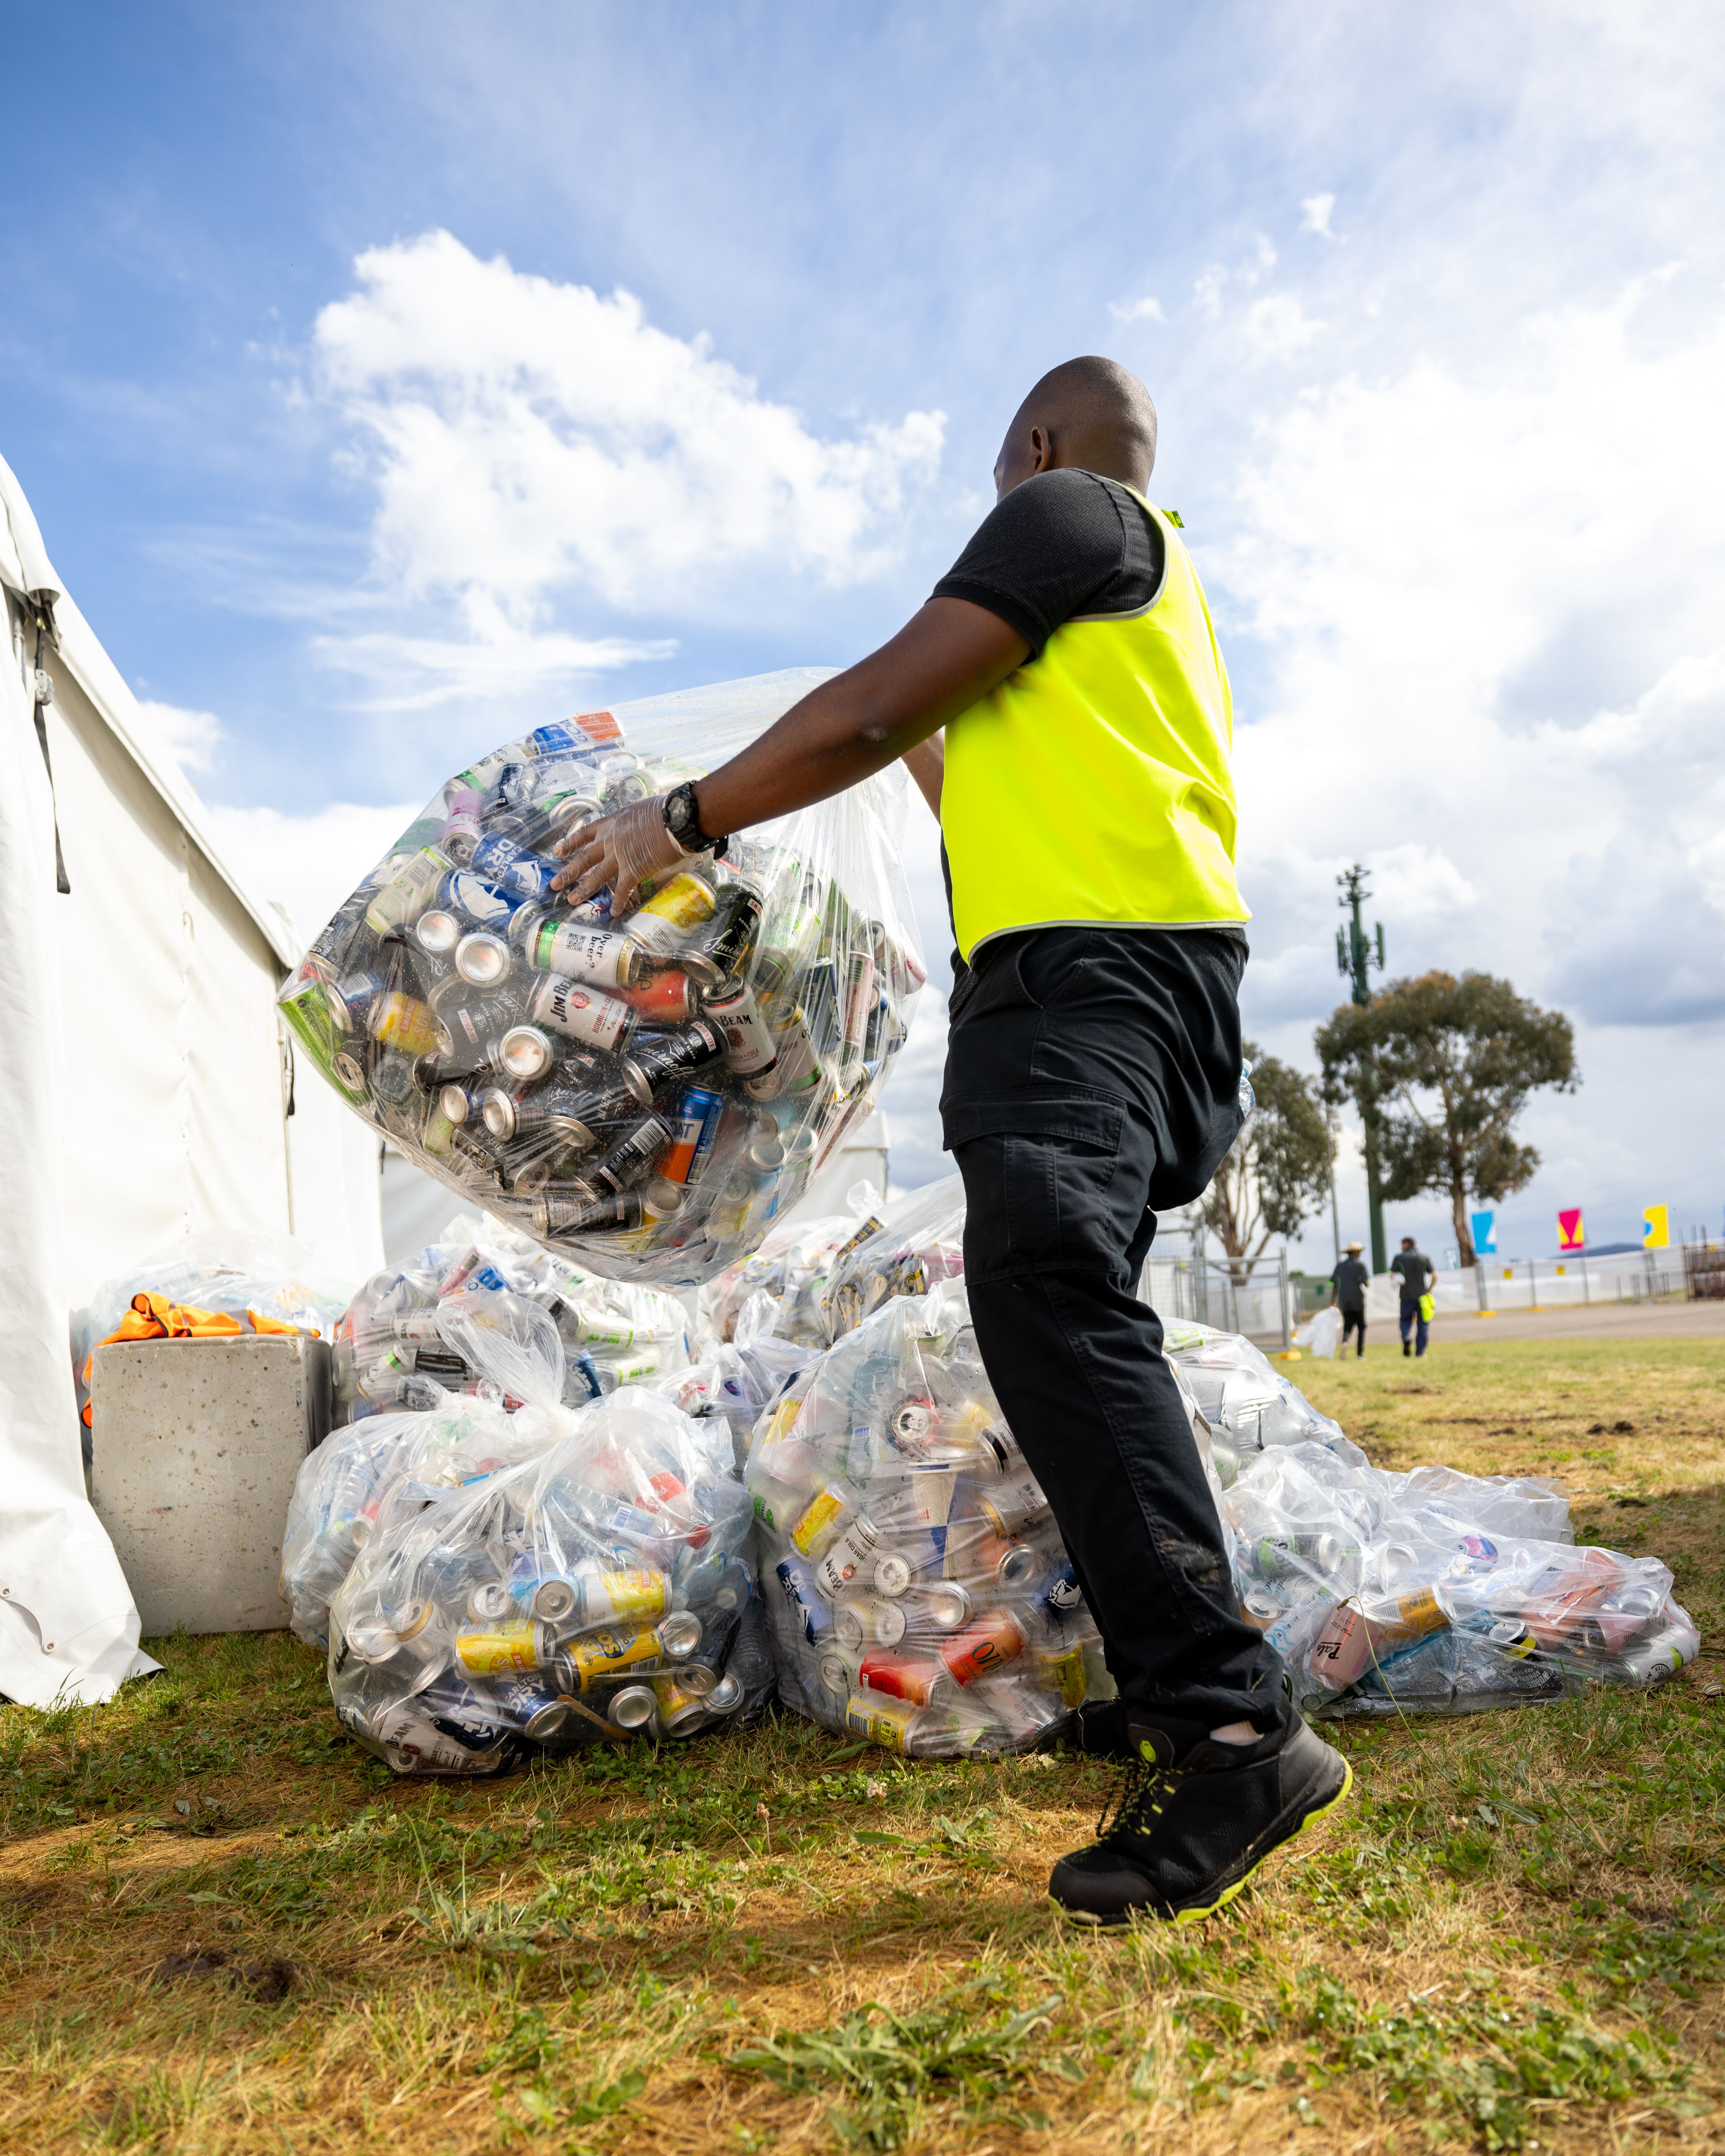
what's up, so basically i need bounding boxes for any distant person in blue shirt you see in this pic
[1329,1240,1369,1357]
[1391,1237,1436,1357]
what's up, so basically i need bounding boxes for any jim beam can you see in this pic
[528,974,636,1053]
[843,1692,923,1753]
[619,1018,724,1106]
[705,980,778,1077]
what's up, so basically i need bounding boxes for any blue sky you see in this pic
[10,2,1725,1266]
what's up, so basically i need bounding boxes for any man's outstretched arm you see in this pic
[552,596,1026,900]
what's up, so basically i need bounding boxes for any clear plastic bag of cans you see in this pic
[702,1192,885,1348]
[1223,1441,1701,1718]
[327,1387,768,1773]
[822,1173,966,1343]
[1163,1323,1352,1486]
[749,1283,1105,1759]
[282,1392,539,1651]
[331,1213,692,1424]
[277,672,924,1290]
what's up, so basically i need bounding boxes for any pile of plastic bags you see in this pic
[1221,1442,1699,1717]
[701,1190,885,1347]
[277,673,923,1288]
[294,1286,772,1772]
[750,1284,1103,1757]
[331,1213,692,1423]
[823,1175,966,1343]
[738,1176,1699,1751]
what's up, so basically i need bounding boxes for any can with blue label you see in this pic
[1036,1562,1085,1626]
[659,1087,726,1184]
[774,1557,833,1645]
[436,870,518,932]
[470,833,560,902]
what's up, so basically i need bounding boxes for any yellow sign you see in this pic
[1643,1204,1670,1251]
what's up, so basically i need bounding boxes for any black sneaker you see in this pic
[1070,1697,1130,1759]
[1048,1716,1351,1926]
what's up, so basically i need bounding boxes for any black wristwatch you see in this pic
[661,781,726,856]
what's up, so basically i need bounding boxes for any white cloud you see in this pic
[1300,193,1337,239]
[1109,295,1166,325]
[1194,265,1229,319]
[310,231,947,701]
[201,798,421,947]
[1216,276,1725,1056]
[311,624,675,713]
[1243,293,1324,359]
[135,697,224,773]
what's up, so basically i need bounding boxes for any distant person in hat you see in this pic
[1330,1240,1369,1357]
[1391,1235,1436,1357]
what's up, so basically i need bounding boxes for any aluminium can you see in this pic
[705,980,778,1076]
[528,974,636,1053]
[619,1018,725,1106]
[657,1087,726,1185]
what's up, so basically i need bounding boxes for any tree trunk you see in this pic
[1451,1170,1474,1268]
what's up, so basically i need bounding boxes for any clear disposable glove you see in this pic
[550,799,693,903]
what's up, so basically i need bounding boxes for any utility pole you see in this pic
[1336,864,1388,1275]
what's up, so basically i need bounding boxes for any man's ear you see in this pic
[1029,424,1053,474]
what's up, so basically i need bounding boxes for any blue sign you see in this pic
[1470,1209,1496,1256]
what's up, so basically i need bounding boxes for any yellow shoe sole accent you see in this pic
[1056,1757,1354,1929]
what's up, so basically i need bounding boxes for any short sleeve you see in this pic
[931,469,1146,658]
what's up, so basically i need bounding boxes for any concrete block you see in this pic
[90,1335,332,1637]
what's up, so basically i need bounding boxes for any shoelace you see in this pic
[1097,1755,1185,1843]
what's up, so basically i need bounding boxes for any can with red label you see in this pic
[617,969,696,1025]
[939,1607,1027,1686]
[859,1649,951,1706]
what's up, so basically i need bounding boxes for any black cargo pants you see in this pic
[941,925,1291,1734]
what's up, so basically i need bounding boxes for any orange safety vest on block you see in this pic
[81,1293,317,1427]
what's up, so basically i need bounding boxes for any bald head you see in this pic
[994,356,1159,499]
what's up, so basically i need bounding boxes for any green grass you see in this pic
[0,1336,1721,2152]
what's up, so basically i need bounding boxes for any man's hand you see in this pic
[550,798,690,903]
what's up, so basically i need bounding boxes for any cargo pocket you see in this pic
[944,1092,1125,1282]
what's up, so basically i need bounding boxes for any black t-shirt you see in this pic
[1391,1251,1434,1303]
[1332,1257,1370,1310]
[931,468,1165,654]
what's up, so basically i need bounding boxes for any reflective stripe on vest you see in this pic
[940,491,1248,963]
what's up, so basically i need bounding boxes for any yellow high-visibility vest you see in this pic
[941,490,1249,962]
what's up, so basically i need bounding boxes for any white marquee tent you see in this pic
[0,453,383,1710]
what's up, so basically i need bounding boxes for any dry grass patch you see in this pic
[1,1341,1723,2152]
